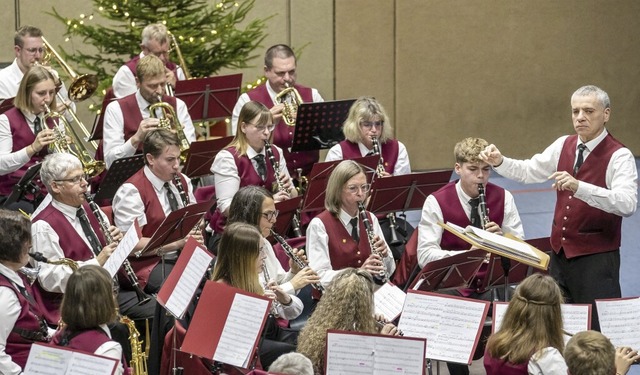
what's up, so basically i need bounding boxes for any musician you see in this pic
[231,44,324,177]
[53,265,126,375]
[306,160,394,289]
[103,54,195,169]
[297,268,400,374]
[112,129,198,294]
[325,96,410,176]
[480,85,638,331]
[0,66,57,212]
[208,101,295,244]
[0,209,52,375]
[111,23,186,98]
[565,331,640,375]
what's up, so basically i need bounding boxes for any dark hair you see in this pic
[0,209,31,263]
[264,44,296,69]
[227,186,273,227]
[143,128,179,165]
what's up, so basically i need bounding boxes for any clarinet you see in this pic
[264,140,288,194]
[477,183,491,228]
[269,229,324,292]
[371,137,402,246]
[173,174,189,207]
[371,137,386,177]
[357,201,388,283]
[85,193,151,306]
[261,262,280,317]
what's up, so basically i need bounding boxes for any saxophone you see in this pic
[357,201,388,283]
[120,315,148,375]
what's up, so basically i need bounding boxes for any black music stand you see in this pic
[174,74,242,123]
[273,196,303,238]
[409,249,487,292]
[93,155,145,201]
[0,97,14,115]
[89,87,116,141]
[300,155,379,214]
[290,99,356,152]
[3,163,43,210]
[182,136,233,179]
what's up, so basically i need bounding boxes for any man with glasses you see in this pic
[111,23,186,98]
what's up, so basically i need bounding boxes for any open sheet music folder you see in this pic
[595,297,640,349]
[24,343,118,375]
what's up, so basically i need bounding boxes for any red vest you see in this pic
[116,93,178,152]
[338,139,400,174]
[550,134,624,258]
[124,55,178,78]
[483,351,528,375]
[247,84,318,175]
[52,328,129,373]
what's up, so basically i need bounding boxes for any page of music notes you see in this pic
[213,293,270,368]
[325,330,426,375]
[24,343,117,375]
[164,245,213,318]
[596,297,640,348]
[103,219,140,278]
[374,282,406,322]
[398,291,488,364]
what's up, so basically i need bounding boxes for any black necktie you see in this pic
[76,207,102,255]
[254,154,267,181]
[164,182,180,212]
[469,198,482,229]
[33,116,42,135]
[350,217,359,242]
[573,144,587,176]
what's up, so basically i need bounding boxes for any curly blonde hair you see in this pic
[296,268,378,374]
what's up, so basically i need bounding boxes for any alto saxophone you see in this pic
[357,201,388,284]
[120,315,148,375]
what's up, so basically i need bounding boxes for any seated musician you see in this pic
[306,160,395,290]
[111,23,186,99]
[103,54,195,169]
[417,136,524,375]
[0,66,58,212]
[0,210,52,375]
[297,268,400,374]
[208,100,296,249]
[112,129,199,294]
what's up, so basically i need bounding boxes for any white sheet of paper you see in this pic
[164,245,213,318]
[596,297,640,348]
[213,293,270,368]
[398,292,487,364]
[102,221,140,278]
[24,343,117,375]
[374,282,406,322]
[326,332,425,375]
[466,226,539,261]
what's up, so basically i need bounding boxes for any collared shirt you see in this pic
[111,52,186,98]
[0,109,43,174]
[93,324,125,375]
[306,208,395,288]
[325,140,412,176]
[259,239,302,320]
[417,181,524,268]
[494,129,638,217]
[112,166,196,232]
[210,145,291,214]
[0,263,26,375]
[102,90,196,168]
[230,81,324,135]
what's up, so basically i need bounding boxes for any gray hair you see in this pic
[572,85,610,109]
[141,23,168,47]
[40,153,82,191]
[268,352,314,375]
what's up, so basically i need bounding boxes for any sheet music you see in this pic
[102,220,140,278]
[24,343,117,375]
[398,292,487,364]
[596,298,640,348]
[164,245,213,318]
[374,283,406,322]
[213,293,269,368]
[465,226,540,261]
[326,331,425,375]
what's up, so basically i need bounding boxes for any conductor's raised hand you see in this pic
[479,144,504,167]
[549,171,579,193]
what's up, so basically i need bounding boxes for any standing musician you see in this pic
[480,85,638,331]
[0,209,52,375]
[103,54,195,169]
[207,101,296,249]
[231,44,324,177]
[111,23,186,99]
[0,66,58,212]
[417,137,524,375]
[112,129,199,294]
[306,160,394,291]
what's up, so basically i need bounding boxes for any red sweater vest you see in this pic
[338,139,400,174]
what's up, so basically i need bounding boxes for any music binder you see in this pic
[595,297,640,349]
[492,301,591,339]
[93,154,145,201]
[24,342,118,375]
[290,99,356,152]
[272,196,303,238]
[182,136,233,178]
[174,74,242,122]
[409,249,487,292]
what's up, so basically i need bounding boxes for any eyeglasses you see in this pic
[345,183,371,194]
[261,210,279,221]
[55,174,87,184]
[246,122,275,132]
[360,121,384,129]
[23,47,45,55]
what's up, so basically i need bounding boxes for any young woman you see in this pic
[484,273,567,375]
[52,265,126,375]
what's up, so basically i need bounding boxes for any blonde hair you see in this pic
[136,54,165,83]
[342,96,392,143]
[227,101,273,156]
[454,137,489,164]
[324,160,365,215]
[564,331,615,375]
[14,66,57,113]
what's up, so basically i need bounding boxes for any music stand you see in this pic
[174,74,242,122]
[0,97,14,115]
[88,87,115,141]
[182,136,233,179]
[273,196,303,238]
[93,155,145,201]
[290,99,356,152]
[3,163,42,209]
[301,155,379,214]
[367,170,453,215]
[409,249,487,292]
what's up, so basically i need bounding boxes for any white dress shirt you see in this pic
[230,81,324,135]
[494,129,637,217]
[325,140,412,176]
[528,347,568,375]
[112,166,196,233]
[0,110,41,175]
[94,324,125,375]
[306,209,395,288]
[260,237,296,295]
[417,181,524,268]
[112,53,186,98]
[102,90,196,168]
[211,145,291,214]
[0,263,29,375]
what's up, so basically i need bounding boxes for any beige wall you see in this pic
[3,0,639,169]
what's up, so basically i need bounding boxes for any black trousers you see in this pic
[549,249,621,331]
